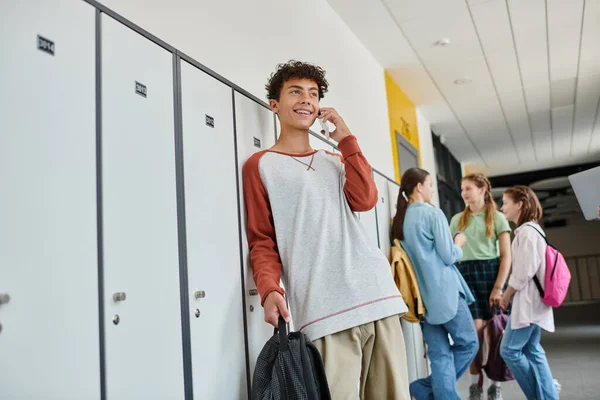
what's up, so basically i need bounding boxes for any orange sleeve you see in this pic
[337,135,378,212]
[242,152,285,306]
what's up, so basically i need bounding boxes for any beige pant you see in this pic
[312,315,411,400]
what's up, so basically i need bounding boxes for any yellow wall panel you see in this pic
[384,72,420,182]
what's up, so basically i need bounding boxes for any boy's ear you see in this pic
[269,99,279,114]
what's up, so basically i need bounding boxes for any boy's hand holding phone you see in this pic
[317,107,352,143]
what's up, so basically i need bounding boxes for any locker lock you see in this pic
[194,309,201,318]
[113,315,120,325]
[112,292,127,302]
[194,290,206,300]
[0,294,10,305]
[249,305,254,312]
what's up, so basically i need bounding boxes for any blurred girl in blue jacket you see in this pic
[391,167,478,400]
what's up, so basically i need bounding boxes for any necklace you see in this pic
[290,154,315,171]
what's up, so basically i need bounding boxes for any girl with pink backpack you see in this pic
[499,186,560,400]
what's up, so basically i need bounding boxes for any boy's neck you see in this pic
[271,125,313,154]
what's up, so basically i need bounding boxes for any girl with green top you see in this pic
[450,173,512,400]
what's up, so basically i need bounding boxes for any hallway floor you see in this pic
[456,323,600,399]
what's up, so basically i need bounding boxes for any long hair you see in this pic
[504,186,543,227]
[390,168,430,241]
[458,173,497,239]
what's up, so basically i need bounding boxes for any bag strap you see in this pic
[276,316,289,350]
[532,275,545,298]
[523,223,548,244]
[521,224,546,298]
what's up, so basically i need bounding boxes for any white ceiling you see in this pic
[327,0,600,177]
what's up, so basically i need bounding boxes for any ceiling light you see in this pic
[454,77,472,85]
[434,38,451,46]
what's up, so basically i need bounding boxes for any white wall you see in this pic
[97,0,396,179]
[416,109,440,207]
[545,219,600,258]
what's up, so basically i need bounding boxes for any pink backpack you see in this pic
[526,225,571,307]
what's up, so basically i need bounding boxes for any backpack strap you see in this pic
[521,224,546,298]
[525,223,548,243]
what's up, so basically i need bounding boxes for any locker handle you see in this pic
[0,294,10,305]
[248,289,259,296]
[112,292,127,302]
[194,290,206,299]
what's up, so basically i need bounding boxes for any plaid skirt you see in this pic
[456,258,504,320]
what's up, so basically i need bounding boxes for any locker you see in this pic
[401,319,429,382]
[101,14,184,399]
[179,60,247,398]
[234,91,278,381]
[374,173,392,260]
[387,181,401,219]
[0,1,100,399]
[359,205,380,250]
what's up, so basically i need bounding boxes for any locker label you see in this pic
[253,137,261,148]
[37,35,55,56]
[135,81,147,98]
[205,115,215,128]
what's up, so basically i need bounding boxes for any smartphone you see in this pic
[317,112,330,140]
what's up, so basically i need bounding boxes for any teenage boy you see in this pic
[243,60,410,399]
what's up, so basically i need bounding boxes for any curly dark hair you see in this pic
[266,60,329,101]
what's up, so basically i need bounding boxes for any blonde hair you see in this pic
[458,173,496,239]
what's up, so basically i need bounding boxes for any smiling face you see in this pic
[269,78,319,131]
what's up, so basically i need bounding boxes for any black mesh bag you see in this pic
[251,317,331,400]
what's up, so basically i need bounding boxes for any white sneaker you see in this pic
[487,384,502,400]
[469,384,483,400]
[554,379,562,395]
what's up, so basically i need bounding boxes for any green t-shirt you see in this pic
[450,210,511,261]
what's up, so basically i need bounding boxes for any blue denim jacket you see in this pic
[401,202,475,325]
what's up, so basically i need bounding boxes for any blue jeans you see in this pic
[410,297,478,400]
[500,318,558,400]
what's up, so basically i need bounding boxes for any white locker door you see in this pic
[234,92,277,381]
[101,15,184,399]
[401,320,429,382]
[387,181,401,219]
[374,174,392,260]
[180,61,247,399]
[359,207,379,250]
[0,2,100,399]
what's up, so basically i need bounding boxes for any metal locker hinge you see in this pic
[112,292,127,302]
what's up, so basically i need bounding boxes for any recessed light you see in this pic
[454,77,472,85]
[434,38,451,46]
